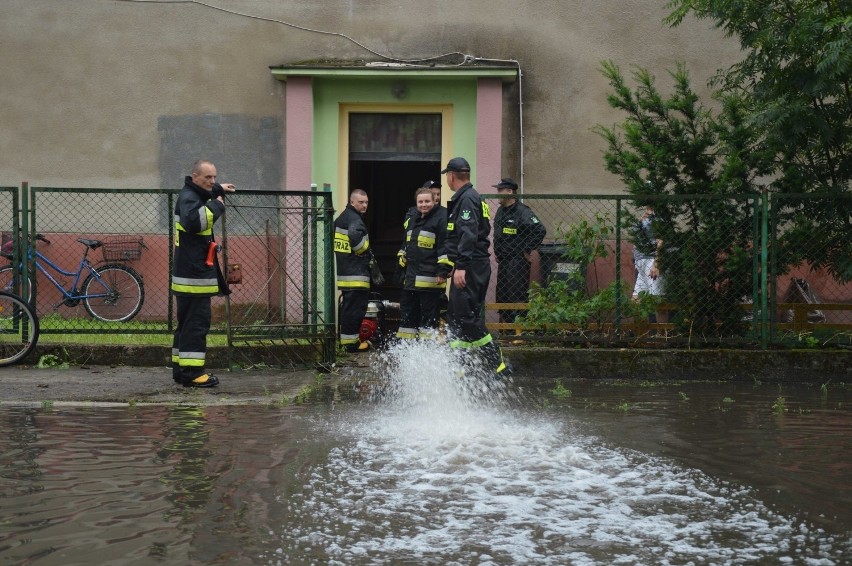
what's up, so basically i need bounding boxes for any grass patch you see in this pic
[550,380,572,399]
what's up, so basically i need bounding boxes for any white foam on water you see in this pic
[267,340,849,565]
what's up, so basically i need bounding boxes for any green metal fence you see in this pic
[3,185,849,353]
[480,192,851,347]
[1,185,336,368]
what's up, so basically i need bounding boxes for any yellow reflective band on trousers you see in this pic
[177,351,205,367]
[340,333,359,345]
[449,333,494,349]
[396,327,418,340]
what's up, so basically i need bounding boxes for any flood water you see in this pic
[1,341,850,565]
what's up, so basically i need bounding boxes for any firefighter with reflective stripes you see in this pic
[396,186,450,340]
[171,160,234,388]
[493,178,547,323]
[335,189,372,352]
[442,157,508,376]
[396,180,442,285]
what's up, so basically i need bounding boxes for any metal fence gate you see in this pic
[1,185,336,369]
[217,189,336,369]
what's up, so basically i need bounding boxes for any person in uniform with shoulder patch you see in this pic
[335,189,372,352]
[171,159,235,388]
[493,178,547,323]
[442,157,508,376]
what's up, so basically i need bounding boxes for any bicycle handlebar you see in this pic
[36,234,51,244]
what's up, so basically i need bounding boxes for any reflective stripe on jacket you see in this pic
[402,205,450,292]
[171,176,225,297]
[493,201,547,262]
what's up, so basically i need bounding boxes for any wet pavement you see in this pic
[1,346,849,406]
[0,364,323,406]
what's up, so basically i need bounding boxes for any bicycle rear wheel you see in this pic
[82,264,145,322]
[0,291,39,366]
[0,266,33,303]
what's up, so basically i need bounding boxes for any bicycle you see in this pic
[0,234,145,323]
[0,290,39,366]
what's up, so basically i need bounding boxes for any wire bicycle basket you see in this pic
[101,236,146,262]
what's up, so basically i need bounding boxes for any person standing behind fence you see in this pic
[396,187,449,340]
[492,178,547,323]
[171,160,235,388]
[335,189,372,353]
[441,157,508,376]
[631,205,664,321]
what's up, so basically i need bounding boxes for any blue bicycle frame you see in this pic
[4,246,113,302]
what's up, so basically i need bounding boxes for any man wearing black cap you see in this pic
[493,178,547,323]
[441,157,508,376]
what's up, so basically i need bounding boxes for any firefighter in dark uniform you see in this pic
[171,160,235,388]
[441,157,508,375]
[397,180,449,316]
[335,189,372,353]
[396,187,449,340]
[396,180,441,281]
[493,178,547,323]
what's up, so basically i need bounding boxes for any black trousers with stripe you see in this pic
[172,294,212,381]
[339,289,369,347]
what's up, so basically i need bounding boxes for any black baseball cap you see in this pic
[492,178,518,191]
[422,180,441,189]
[440,157,471,174]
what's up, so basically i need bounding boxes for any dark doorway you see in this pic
[348,113,442,302]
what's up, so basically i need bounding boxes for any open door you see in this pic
[347,112,442,302]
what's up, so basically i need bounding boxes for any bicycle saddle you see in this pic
[77,238,103,249]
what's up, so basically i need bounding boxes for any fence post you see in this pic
[614,197,623,336]
[307,184,317,327]
[322,184,336,365]
[20,182,31,303]
[759,188,769,349]
[750,194,760,342]
[221,197,233,371]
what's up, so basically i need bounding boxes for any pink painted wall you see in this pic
[285,77,314,190]
[476,77,504,192]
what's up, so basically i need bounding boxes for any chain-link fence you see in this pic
[217,190,336,369]
[768,193,852,346]
[481,192,851,346]
[0,186,335,368]
[3,185,849,353]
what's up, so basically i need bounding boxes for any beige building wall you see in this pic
[0,0,741,193]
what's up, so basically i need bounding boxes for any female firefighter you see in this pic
[396,187,450,340]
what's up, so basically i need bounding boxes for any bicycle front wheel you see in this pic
[0,266,33,303]
[0,291,39,366]
[82,265,144,322]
